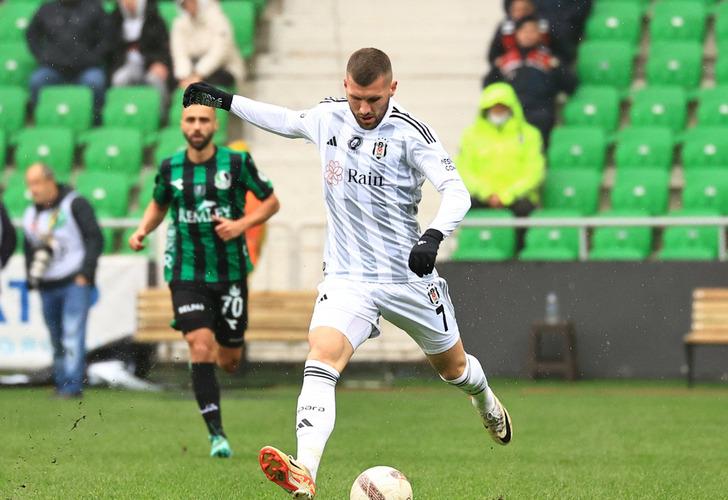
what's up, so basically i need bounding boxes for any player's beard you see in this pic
[352,96,389,130]
[184,131,214,151]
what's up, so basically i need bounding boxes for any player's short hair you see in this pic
[346,48,392,86]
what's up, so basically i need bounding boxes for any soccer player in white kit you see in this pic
[184,48,512,499]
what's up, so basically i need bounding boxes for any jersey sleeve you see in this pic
[408,133,471,238]
[152,161,172,206]
[229,95,322,144]
[239,153,274,200]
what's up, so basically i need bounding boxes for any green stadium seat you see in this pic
[658,209,721,260]
[0,42,35,86]
[102,86,161,144]
[136,169,157,209]
[154,127,186,166]
[220,1,256,58]
[74,171,132,217]
[0,85,28,140]
[696,86,728,126]
[547,126,607,171]
[542,169,602,215]
[649,1,707,43]
[713,44,728,86]
[585,2,641,45]
[715,2,728,44]
[158,1,178,28]
[577,41,635,91]
[589,209,652,261]
[610,168,669,215]
[519,209,581,261]
[83,127,143,176]
[562,85,620,132]
[629,86,687,132]
[167,88,229,140]
[14,127,74,180]
[592,0,650,15]
[0,3,37,43]
[614,126,674,171]
[646,42,702,90]
[35,85,93,139]
[2,170,31,218]
[451,209,515,261]
[682,169,728,214]
[681,126,728,169]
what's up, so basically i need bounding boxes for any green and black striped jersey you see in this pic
[153,146,273,283]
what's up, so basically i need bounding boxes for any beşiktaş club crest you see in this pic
[372,138,388,159]
[427,285,441,305]
[214,171,232,190]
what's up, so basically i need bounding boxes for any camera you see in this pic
[28,243,54,288]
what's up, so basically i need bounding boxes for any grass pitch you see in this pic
[1,378,727,499]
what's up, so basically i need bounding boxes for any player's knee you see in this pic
[218,357,240,374]
[438,357,468,381]
[187,338,215,361]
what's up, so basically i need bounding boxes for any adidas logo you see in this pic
[297,418,314,429]
[326,136,337,147]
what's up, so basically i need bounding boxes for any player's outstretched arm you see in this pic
[128,200,169,251]
[183,82,315,140]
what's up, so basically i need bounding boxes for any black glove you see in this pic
[408,229,443,277]
[183,82,233,111]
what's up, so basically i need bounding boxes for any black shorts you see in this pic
[169,280,248,348]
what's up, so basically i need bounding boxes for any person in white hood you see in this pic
[171,0,245,89]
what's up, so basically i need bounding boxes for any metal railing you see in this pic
[459,216,728,261]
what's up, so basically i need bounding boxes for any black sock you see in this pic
[190,363,225,437]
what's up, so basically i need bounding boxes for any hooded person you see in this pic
[456,82,545,224]
[109,0,173,110]
[171,0,246,89]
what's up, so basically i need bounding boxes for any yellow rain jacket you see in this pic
[456,83,545,206]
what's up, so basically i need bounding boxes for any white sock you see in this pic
[442,354,496,413]
[295,360,339,482]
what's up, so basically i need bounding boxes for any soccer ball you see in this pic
[350,466,413,500]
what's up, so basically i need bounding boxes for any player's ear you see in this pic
[390,80,398,96]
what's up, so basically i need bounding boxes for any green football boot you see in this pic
[209,434,232,458]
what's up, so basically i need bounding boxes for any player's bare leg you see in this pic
[217,345,243,374]
[259,326,354,498]
[186,328,232,457]
[428,339,512,445]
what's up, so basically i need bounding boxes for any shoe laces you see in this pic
[484,406,504,433]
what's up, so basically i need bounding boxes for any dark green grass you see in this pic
[1,379,727,499]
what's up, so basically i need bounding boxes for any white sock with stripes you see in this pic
[443,354,496,413]
[295,360,339,482]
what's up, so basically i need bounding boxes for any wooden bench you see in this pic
[135,288,316,347]
[684,288,728,386]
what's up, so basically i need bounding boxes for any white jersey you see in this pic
[230,95,471,283]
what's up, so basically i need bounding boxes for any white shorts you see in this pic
[309,276,461,355]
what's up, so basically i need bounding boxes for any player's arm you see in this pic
[212,194,280,242]
[183,82,316,141]
[407,136,471,277]
[213,153,280,242]
[129,165,173,251]
[128,200,169,251]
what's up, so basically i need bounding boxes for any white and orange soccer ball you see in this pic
[350,466,413,500]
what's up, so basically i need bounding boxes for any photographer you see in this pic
[22,163,103,399]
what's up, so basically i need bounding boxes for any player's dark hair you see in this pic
[346,48,392,86]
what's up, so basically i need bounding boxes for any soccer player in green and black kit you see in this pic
[128,104,280,457]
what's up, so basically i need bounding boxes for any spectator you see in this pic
[109,0,173,109]
[26,0,112,118]
[0,201,17,271]
[503,0,592,63]
[484,15,577,143]
[457,83,544,246]
[488,0,560,65]
[171,0,245,89]
[22,163,103,398]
